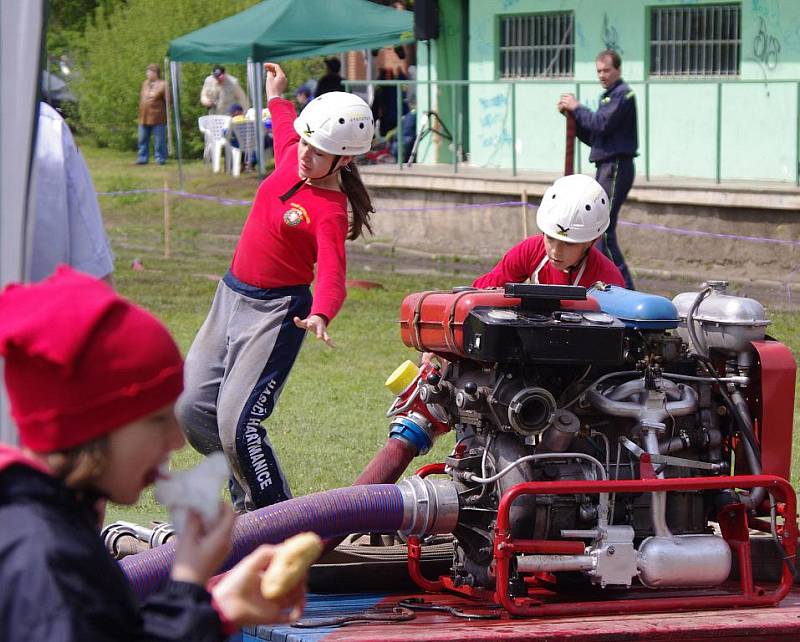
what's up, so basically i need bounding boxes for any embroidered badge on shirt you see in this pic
[283,202,310,227]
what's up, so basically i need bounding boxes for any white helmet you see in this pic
[536,174,610,243]
[293,92,374,156]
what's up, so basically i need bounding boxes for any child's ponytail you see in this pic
[340,163,374,240]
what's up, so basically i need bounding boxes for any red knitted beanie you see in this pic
[0,267,184,452]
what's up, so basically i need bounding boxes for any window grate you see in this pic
[499,12,574,79]
[650,4,740,77]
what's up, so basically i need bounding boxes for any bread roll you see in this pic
[260,532,322,600]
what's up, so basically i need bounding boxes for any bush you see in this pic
[75,0,325,157]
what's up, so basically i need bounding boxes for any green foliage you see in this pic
[46,0,124,57]
[72,0,327,155]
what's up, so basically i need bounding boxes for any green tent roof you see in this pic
[168,0,414,63]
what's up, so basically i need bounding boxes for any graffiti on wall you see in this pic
[477,91,512,162]
[753,16,781,72]
[602,13,623,54]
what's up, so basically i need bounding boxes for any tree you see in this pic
[74,0,327,155]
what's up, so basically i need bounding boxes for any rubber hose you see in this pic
[321,438,418,553]
[351,438,417,486]
[121,484,404,600]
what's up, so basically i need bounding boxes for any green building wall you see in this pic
[419,0,800,183]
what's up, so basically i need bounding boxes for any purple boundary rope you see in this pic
[96,189,800,249]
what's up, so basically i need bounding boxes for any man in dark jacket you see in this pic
[314,58,344,97]
[558,50,637,289]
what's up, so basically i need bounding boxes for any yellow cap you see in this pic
[385,360,420,396]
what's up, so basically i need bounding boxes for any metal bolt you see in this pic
[607,546,615,556]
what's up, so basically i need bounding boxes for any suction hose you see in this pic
[320,436,419,553]
[121,477,458,601]
[123,361,444,600]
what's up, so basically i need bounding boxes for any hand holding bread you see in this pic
[260,532,323,600]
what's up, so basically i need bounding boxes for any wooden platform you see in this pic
[239,586,800,642]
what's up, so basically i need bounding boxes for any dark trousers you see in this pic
[595,157,635,289]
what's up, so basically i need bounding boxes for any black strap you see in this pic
[279,178,306,203]
[325,154,342,177]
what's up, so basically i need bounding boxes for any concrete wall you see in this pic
[360,167,800,287]
[421,0,800,182]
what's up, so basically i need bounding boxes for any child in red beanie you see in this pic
[0,266,305,641]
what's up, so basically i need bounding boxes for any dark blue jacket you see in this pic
[0,460,226,642]
[574,79,638,164]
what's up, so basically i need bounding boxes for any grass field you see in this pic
[82,144,800,525]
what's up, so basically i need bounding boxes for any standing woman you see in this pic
[136,63,168,165]
[176,63,375,512]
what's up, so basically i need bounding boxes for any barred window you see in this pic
[650,4,741,77]
[499,12,574,79]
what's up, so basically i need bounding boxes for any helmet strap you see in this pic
[325,155,342,177]
[566,247,592,273]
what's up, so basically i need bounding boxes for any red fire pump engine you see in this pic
[386,281,797,617]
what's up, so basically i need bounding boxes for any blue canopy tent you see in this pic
[165,0,413,179]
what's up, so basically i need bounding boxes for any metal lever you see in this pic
[619,436,722,472]
[293,606,415,628]
[398,597,501,620]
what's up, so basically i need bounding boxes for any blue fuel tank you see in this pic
[588,285,679,330]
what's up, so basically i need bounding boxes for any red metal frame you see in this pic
[408,472,797,618]
[491,475,797,617]
[750,340,797,480]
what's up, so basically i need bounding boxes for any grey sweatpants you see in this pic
[176,271,312,511]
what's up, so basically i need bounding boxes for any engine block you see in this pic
[392,281,797,607]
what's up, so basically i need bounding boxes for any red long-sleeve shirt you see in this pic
[230,98,348,322]
[472,234,625,289]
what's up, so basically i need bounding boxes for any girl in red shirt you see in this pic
[473,174,626,289]
[177,63,376,512]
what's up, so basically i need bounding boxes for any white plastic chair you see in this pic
[198,115,231,173]
[229,119,258,176]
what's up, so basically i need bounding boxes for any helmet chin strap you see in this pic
[279,153,343,202]
[565,246,592,273]
[325,155,342,177]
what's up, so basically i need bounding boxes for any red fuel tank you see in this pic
[400,287,600,358]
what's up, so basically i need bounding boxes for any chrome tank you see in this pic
[672,281,769,354]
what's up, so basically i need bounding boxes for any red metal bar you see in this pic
[415,462,446,477]
[499,539,586,555]
[493,475,797,617]
[407,535,444,592]
[495,476,796,534]
[719,503,756,596]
